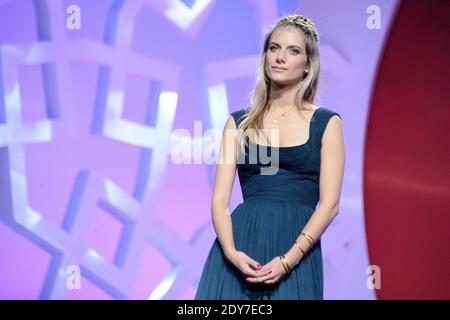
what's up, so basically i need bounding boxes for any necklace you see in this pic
[269,106,297,123]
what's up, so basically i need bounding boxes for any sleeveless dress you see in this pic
[194,107,342,300]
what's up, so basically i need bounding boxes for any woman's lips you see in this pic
[272,66,287,72]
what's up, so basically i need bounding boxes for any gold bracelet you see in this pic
[279,255,291,274]
[294,240,307,256]
[301,232,315,250]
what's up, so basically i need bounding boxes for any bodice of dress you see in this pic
[230,107,341,210]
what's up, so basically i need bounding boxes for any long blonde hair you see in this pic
[237,14,321,153]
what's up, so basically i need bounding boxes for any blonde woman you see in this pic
[195,14,345,300]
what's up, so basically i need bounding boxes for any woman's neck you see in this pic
[269,83,299,110]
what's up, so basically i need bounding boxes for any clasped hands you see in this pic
[226,250,301,285]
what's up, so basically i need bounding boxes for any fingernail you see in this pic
[256,264,261,268]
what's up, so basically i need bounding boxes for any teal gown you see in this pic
[195,107,341,300]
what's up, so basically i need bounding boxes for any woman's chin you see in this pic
[270,78,297,87]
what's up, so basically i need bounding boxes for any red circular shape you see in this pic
[365,0,450,299]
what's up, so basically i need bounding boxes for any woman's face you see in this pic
[265,26,308,86]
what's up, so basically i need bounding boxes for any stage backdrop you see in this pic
[0,0,401,299]
[365,0,450,299]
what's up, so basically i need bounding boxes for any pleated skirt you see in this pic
[194,198,323,300]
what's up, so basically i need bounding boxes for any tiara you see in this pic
[278,15,319,41]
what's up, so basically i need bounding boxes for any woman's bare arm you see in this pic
[211,115,262,278]
[211,116,239,259]
[285,114,345,267]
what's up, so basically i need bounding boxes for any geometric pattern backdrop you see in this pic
[0,0,398,299]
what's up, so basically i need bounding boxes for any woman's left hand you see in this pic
[244,256,288,285]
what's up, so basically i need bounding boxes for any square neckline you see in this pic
[248,107,321,149]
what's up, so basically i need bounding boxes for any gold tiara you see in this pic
[277,15,319,41]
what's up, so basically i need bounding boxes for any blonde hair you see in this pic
[237,14,320,154]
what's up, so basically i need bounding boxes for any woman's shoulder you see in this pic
[314,106,343,142]
[230,106,251,127]
[316,106,342,121]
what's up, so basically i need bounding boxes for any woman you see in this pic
[195,14,345,300]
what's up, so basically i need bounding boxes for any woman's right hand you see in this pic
[225,250,262,278]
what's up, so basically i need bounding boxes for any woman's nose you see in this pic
[276,54,285,63]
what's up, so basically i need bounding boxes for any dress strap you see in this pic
[230,107,250,127]
[311,107,342,148]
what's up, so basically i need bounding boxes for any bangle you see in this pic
[279,255,291,274]
[301,232,315,250]
[294,240,307,256]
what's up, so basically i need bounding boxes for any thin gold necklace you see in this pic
[269,106,296,123]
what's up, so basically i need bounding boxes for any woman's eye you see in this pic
[269,46,299,54]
